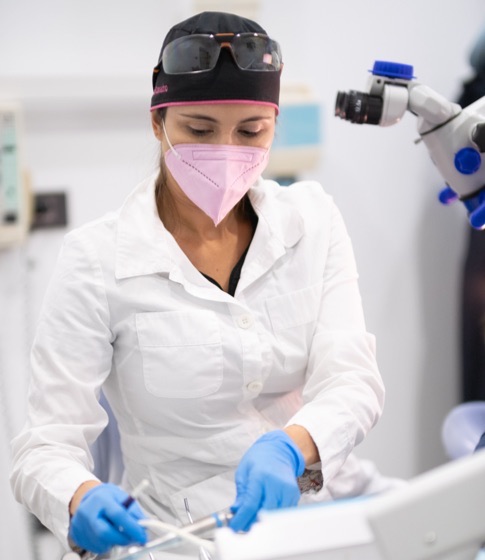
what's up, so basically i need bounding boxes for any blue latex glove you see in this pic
[230,430,306,532]
[69,483,147,554]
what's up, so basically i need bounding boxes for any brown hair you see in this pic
[153,108,180,230]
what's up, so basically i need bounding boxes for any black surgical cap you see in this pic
[150,11,281,112]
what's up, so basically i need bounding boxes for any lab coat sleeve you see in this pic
[10,230,113,546]
[286,201,385,485]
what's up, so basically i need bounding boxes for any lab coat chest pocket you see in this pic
[265,283,322,374]
[136,310,223,398]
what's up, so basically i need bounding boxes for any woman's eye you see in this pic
[188,127,211,136]
[239,129,260,137]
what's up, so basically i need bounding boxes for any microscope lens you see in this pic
[335,90,383,124]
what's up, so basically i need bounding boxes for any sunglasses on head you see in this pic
[155,32,283,77]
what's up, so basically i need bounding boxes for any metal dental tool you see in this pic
[110,507,234,560]
[184,497,214,560]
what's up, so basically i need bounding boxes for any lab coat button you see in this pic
[247,381,263,393]
[237,314,254,329]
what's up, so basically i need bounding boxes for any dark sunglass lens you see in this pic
[162,35,220,74]
[233,35,282,71]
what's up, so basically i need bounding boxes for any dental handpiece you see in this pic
[112,508,234,560]
[183,507,234,535]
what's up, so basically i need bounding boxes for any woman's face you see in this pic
[152,103,276,151]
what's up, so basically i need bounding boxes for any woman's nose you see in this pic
[216,129,236,145]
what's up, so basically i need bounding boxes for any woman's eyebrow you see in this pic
[179,113,218,122]
[240,116,273,123]
[179,113,272,124]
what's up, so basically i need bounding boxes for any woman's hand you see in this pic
[229,430,306,532]
[69,483,147,554]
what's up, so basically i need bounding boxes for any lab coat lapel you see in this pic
[236,181,305,294]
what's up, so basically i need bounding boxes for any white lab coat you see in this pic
[10,175,386,548]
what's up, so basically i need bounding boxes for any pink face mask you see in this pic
[162,121,270,226]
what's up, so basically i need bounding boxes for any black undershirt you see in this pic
[201,203,258,296]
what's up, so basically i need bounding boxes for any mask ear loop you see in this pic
[158,119,180,277]
[161,119,181,159]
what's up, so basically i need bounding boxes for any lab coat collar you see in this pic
[115,174,173,280]
[114,175,305,287]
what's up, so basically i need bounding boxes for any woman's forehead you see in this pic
[167,103,276,122]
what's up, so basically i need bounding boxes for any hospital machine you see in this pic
[0,102,30,248]
[335,60,485,229]
[67,62,485,560]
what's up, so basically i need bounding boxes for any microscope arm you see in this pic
[407,83,461,127]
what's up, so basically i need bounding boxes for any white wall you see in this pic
[1,0,484,555]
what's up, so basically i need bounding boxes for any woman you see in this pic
[11,11,389,557]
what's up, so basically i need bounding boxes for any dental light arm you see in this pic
[335,61,485,229]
